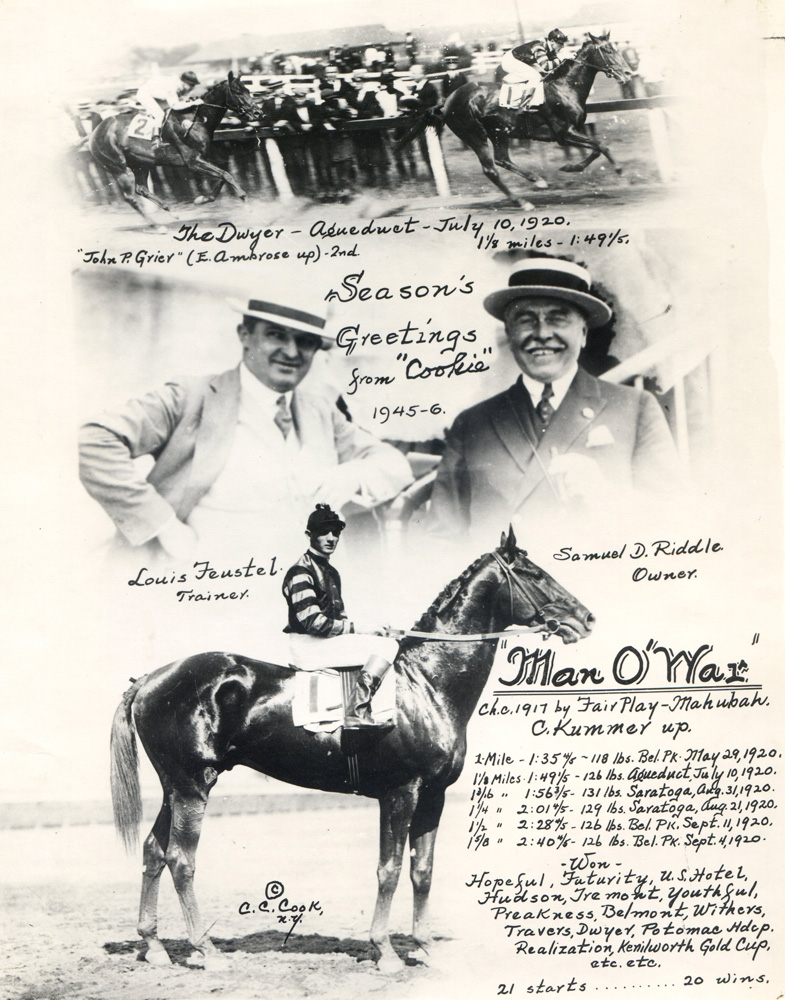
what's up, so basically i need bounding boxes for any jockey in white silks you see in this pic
[499,29,569,110]
[135,70,202,141]
[282,504,398,731]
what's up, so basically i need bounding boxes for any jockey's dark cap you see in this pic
[306,504,346,535]
[548,29,568,44]
[180,71,200,87]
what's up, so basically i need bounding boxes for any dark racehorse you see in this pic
[110,529,594,972]
[406,33,632,208]
[88,73,258,227]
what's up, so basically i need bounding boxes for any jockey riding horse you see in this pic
[498,28,569,125]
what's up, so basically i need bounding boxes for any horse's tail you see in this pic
[395,105,444,149]
[110,677,146,853]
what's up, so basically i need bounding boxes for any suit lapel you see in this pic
[508,368,608,510]
[540,368,608,456]
[184,366,241,515]
[489,385,538,475]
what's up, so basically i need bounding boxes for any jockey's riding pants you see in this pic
[288,633,399,670]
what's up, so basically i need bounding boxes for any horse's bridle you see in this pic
[491,552,560,634]
[570,43,628,80]
[194,82,257,123]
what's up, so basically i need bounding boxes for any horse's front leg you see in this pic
[190,155,246,202]
[371,781,421,973]
[408,786,446,964]
[557,126,621,174]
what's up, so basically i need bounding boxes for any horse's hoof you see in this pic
[203,951,230,972]
[559,164,584,173]
[193,195,209,206]
[407,946,430,965]
[143,944,172,967]
[521,202,535,212]
[534,178,549,190]
[376,952,405,975]
[615,167,624,175]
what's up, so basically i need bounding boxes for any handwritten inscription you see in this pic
[76,211,634,271]
[466,859,770,967]
[127,555,279,604]
[237,878,322,944]
[467,746,777,855]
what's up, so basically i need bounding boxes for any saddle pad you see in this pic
[291,667,396,733]
[499,81,544,109]
[127,113,155,141]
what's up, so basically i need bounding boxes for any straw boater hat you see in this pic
[228,295,333,349]
[483,258,612,329]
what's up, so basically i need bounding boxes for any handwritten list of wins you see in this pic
[464,747,775,978]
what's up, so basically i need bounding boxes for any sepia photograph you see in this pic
[1,1,783,999]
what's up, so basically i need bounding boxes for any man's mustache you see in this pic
[521,336,567,351]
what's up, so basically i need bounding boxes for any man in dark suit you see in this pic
[426,257,680,536]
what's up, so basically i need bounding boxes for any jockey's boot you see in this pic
[344,655,395,730]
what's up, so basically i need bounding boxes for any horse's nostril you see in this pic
[585,613,596,626]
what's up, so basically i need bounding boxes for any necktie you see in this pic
[536,382,554,432]
[274,394,293,439]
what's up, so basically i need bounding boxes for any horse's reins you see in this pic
[386,553,560,642]
[544,44,624,81]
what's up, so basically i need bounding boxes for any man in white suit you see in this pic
[79,294,413,561]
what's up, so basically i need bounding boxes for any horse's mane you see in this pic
[412,553,492,632]
[548,39,600,80]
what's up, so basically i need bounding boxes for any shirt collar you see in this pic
[519,364,579,410]
[240,362,293,412]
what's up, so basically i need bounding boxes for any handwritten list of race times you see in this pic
[467,746,777,854]
[463,745,776,982]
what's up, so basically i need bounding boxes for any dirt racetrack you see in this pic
[1,796,498,1000]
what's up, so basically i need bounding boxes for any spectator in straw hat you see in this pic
[425,255,679,536]
[79,293,412,562]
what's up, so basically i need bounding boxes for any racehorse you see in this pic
[88,73,259,227]
[403,33,632,208]
[110,528,594,972]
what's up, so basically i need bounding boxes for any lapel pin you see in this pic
[582,407,595,420]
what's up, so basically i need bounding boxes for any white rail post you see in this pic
[425,125,451,198]
[648,108,675,183]
[265,138,294,201]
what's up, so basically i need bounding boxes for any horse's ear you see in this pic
[228,70,235,82]
[588,32,599,42]
[500,525,517,562]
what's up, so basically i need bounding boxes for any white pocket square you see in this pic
[586,424,615,447]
